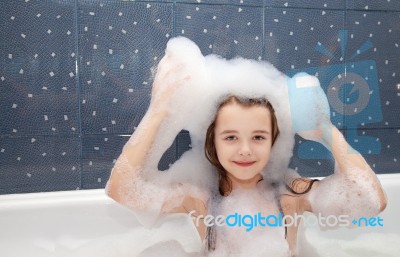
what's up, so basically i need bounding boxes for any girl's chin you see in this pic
[228,172,262,182]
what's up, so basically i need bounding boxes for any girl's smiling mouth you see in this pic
[233,161,256,167]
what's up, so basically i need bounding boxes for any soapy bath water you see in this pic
[101,37,389,256]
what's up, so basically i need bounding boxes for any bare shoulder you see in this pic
[281,178,320,214]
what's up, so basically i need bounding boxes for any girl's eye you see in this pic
[225,135,237,141]
[253,135,266,141]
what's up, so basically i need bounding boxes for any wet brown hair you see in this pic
[203,96,319,252]
[204,96,280,197]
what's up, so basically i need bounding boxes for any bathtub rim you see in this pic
[0,173,397,208]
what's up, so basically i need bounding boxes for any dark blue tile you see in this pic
[175,3,263,60]
[347,0,400,11]
[344,11,400,129]
[0,0,79,135]
[78,1,173,134]
[0,135,80,194]
[81,131,181,189]
[345,128,400,173]
[289,127,399,177]
[177,130,192,159]
[265,8,346,128]
[289,134,336,178]
[176,0,263,6]
[266,0,345,9]
[81,135,128,189]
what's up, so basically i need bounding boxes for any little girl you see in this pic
[106,40,387,257]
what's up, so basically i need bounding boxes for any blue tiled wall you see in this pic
[1,0,399,194]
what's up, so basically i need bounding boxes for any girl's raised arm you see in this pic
[299,123,387,219]
[106,54,191,222]
[288,73,386,219]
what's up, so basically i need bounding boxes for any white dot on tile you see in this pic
[12,103,17,108]
[28,93,33,98]
[69,72,74,77]
[21,33,26,38]
[47,29,52,34]
[50,71,55,77]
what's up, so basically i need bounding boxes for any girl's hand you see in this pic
[289,72,333,145]
[150,54,191,111]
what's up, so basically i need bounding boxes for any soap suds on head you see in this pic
[142,36,301,190]
[124,36,334,229]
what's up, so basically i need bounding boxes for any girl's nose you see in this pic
[238,141,252,156]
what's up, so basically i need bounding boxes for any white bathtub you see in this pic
[0,174,399,257]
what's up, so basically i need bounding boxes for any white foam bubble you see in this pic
[107,36,385,256]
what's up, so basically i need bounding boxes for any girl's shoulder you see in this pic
[280,177,320,214]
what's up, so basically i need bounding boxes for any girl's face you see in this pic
[213,103,273,182]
